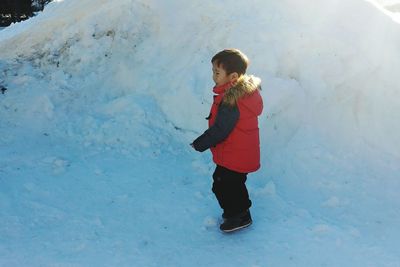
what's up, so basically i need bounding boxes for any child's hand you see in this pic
[190,143,198,151]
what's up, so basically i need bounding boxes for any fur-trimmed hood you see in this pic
[222,75,262,107]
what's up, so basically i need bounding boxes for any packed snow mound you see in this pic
[0,0,165,150]
[1,0,399,158]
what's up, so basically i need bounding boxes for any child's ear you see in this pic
[229,72,239,80]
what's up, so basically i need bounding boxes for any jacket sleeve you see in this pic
[192,104,239,152]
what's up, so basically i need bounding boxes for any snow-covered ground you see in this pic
[1,0,400,266]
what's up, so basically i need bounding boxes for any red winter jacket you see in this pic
[208,75,263,173]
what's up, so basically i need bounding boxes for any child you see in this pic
[191,48,263,233]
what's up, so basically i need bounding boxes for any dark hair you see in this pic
[211,48,249,76]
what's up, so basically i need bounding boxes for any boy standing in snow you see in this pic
[191,49,263,233]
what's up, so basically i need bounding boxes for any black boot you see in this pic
[220,210,252,233]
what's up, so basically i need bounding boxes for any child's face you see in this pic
[212,62,236,86]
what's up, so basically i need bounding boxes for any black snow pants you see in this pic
[212,165,252,218]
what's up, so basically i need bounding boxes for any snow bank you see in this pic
[1,0,399,156]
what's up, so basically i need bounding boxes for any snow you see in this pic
[369,0,400,20]
[1,0,400,266]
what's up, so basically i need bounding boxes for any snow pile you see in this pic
[1,0,400,266]
[1,0,399,156]
[0,0,166,151]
